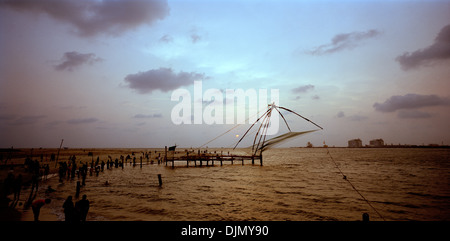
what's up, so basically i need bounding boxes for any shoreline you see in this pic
[0,148,167,222]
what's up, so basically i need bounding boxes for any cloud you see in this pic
[396,24,450,70]
[292,84,314,93]
[307,29,381,55]
[11,115,46,125]
[54,51,102,71]
[335,111,367,121]
[336,111,345,118]
[45,120,63,128]
[348,114,368,122]
[397,110,432,119]
[191,33,201,43]
[124,67,207,94]
[0,114,16,121]
[133,113,162,118]
[67,117,98,124]
[0,0,170,37]
[292,84,315,100]
[373,93,450,112]
[159,34,173,43]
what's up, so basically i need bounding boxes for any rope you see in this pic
[198,106,268,148]
[325,146,386,221]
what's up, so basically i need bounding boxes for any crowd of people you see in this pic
[2,151,158,221]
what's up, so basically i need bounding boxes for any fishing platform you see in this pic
[164,103,323,168]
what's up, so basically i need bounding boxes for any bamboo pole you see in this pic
[54,139,64,168]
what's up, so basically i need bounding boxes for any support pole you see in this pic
[158,174,162,187]
[260,153,263,166]
[55,139,64,168]
[164,146,167,166]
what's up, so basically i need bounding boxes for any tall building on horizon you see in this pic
[348,138,363,148]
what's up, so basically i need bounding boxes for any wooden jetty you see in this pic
[163,147,262,168]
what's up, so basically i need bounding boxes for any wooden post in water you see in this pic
[260,154,263,166]
[157,174,162,187]
[186,152,189,167]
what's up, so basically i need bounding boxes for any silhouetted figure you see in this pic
[63,196,74,222]
[27,173,39,203]
[75,195,90,222]
[3,172,14,196]
[43,164,49,180]
[31,198,51,221]
[11,174,22,207]
[45,185,56,194]
[362,213,370,222]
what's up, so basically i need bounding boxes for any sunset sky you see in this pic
[1,0,450,148]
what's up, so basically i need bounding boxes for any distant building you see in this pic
[370,139,384,147]
[348,139,362,148]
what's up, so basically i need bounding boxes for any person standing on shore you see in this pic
[62,196,74,222]
[75,195,90,222]
[31,198,51,221]
[11,174,22,208]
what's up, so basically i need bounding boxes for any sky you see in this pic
[1,0,450,148]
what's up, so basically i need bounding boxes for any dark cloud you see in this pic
[0,0,170,37]
[397,110,432,119]
[67,117,98,124]
[54,51,102,71]
[133,113,162,118]
[124,67,207,94]
[292,84,314,93]
[396,24,450,70]
[307,29,381,55]
[373,93,450,112]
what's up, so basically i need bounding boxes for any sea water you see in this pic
[39,148,450,221]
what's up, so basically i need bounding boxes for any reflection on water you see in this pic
[42,148,450,221]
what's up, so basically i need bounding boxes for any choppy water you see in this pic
[39,148,450,221]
